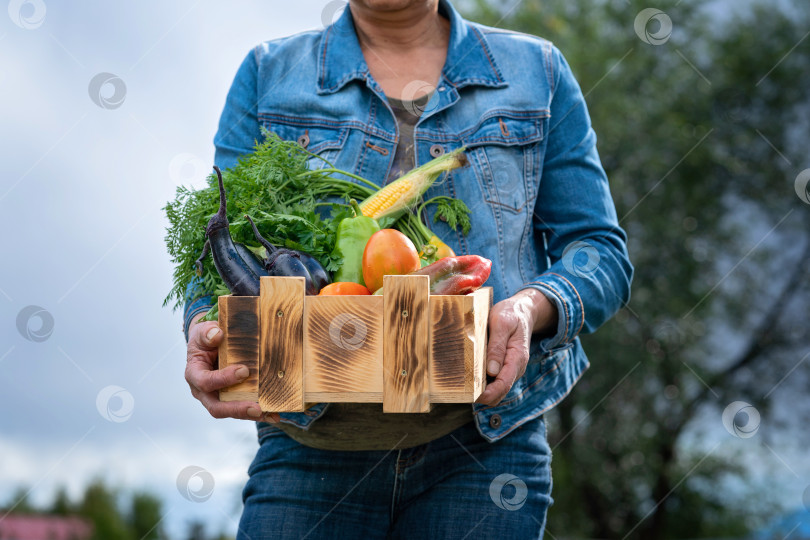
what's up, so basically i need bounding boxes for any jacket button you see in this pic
[429,144,444,158]
[489,414,502,429]
[297,134,310,148]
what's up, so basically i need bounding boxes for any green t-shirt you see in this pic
[274,92,473,450]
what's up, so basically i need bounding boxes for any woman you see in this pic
[184,0,632,537]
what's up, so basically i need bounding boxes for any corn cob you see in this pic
[359,148,467,220]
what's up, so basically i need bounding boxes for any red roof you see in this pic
[0,514,93,540]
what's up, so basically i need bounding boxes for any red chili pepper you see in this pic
[412,255,492,295]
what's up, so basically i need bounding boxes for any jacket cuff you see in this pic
[520,273,585,354]
[183,295,214,343]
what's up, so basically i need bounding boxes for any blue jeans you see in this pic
[238,416,553,539]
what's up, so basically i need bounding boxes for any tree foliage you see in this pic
[130,491,166,540]
[3,480,168,540]
[467,0,810,538]
[77,479,138,540]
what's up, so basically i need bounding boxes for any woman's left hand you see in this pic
[477,288,558,406]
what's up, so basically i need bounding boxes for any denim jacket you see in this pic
[184,0,633,442]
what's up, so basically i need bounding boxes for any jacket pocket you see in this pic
[258,114,348,169]
[460,112,547,214]
[502,345,572,408]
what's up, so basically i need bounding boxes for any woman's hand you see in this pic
[185,312,280,422]
[477,289,558,406]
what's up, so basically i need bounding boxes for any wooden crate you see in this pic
[217,275,492,413]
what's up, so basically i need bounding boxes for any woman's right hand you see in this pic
[185,312,280,422]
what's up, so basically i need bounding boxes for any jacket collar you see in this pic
[316,0,505,95]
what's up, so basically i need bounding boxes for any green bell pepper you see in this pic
[332,199,380,286]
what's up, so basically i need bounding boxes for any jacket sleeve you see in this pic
[520,45,633,355]
[182,282,213,342]
[182,49,263,340]
[213,48,263,170]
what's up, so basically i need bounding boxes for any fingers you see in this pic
[186,320,228,389]
[486,309,510,377]
[190,387,280,422]
[186,361,278,422]
[478,346,524,406]
[186,323,221,371]
[189,321,223,352]
[186,359,249,393]
[184,315,279,422]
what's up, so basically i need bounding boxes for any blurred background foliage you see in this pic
[466,0,810,538]
[2,479,232,540]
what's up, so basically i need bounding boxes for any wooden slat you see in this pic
[382,275,431,413]
[428,294,473,402]
[258,277,305,412]
[306,392,382,402]
[471,287,493,401]
[218,295,259,402]
[303,295,383,401]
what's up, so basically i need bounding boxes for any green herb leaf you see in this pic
[432,197,472,235]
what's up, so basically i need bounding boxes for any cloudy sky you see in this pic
[1,0,808,538]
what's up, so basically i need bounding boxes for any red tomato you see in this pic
[362,229,421,293]
[318,282,371,296]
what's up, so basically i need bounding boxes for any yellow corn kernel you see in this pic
[359,180,414,218]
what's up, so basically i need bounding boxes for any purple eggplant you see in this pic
[244,215,330,295]
[201,166,262,296]
[297,252,331,292]
[234,242,269,280]
[196,239,269,280]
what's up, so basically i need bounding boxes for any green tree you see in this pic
[184,520,235,540]
[467,0,810,538]
[186,520,207,540]
[77,478,135,540]
[129,491,165,540]
[49,485,73,516]
[5,486,37,514]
